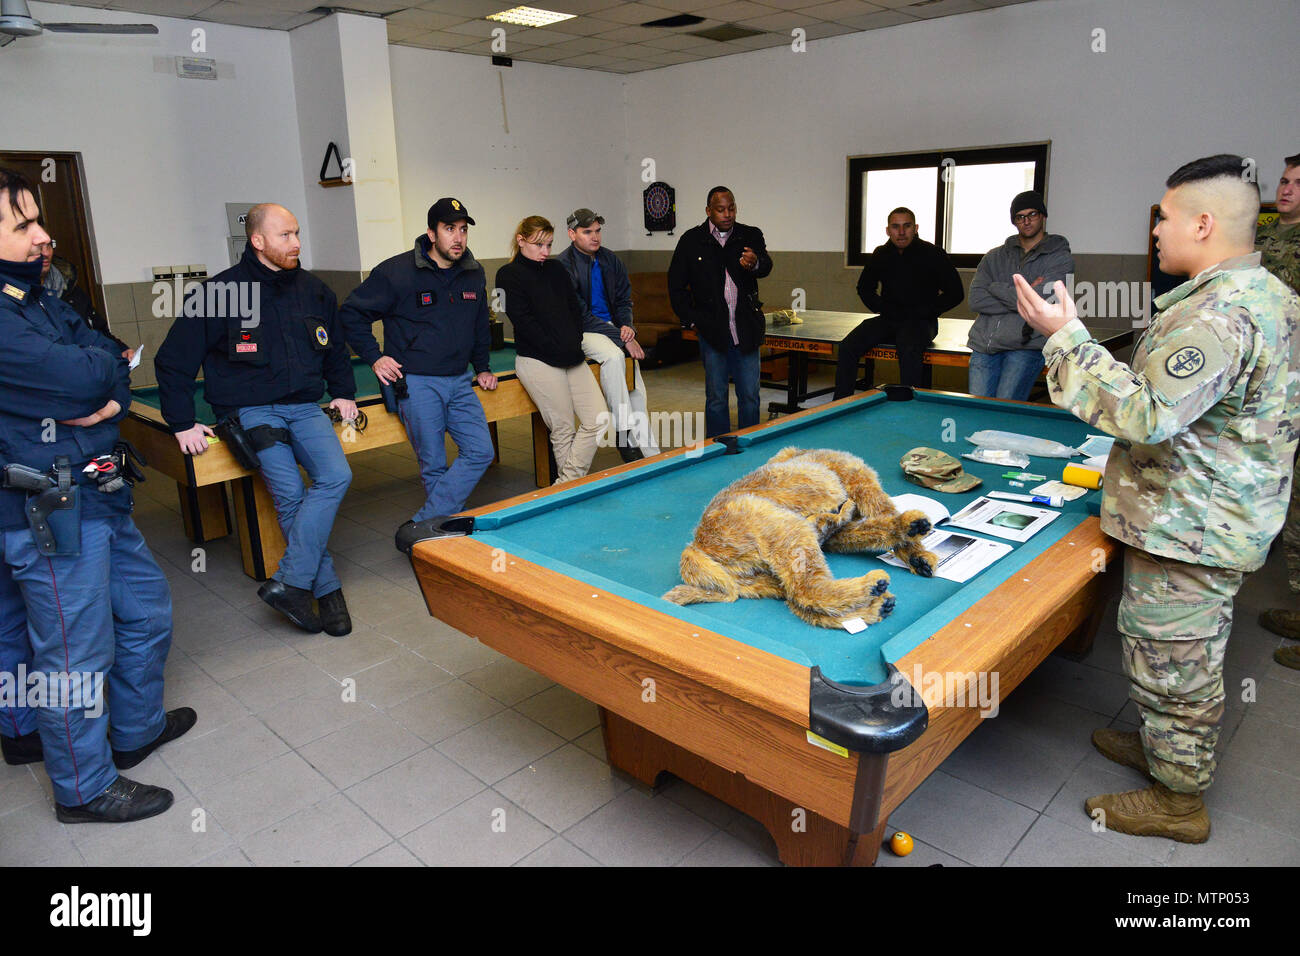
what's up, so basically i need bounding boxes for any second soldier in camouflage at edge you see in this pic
[1015,154,1300,845]
[1254,153,1300,668]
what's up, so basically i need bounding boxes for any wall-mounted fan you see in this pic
[0,0,159,46]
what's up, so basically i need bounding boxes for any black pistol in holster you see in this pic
[215,417,290,471]
[379,376,407,415]
[4,457,78,556]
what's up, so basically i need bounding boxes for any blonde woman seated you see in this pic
[495,216,608,483]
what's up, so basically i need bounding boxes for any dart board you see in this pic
[643,181,676,234]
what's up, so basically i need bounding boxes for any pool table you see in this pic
[122,350,631,580]
[400,388,1121,866]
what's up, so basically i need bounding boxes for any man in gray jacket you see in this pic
[556,208,659,460]
[967,191,1074,400]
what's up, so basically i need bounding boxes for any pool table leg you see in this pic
[531,411,554,487]
[178,483,232,542]
[599,707,888,867]
[231,475,288,581]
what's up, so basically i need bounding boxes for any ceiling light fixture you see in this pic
[486,6,576,27]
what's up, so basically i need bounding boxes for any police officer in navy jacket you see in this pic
[0,168,193,822]
[155,203,358,636]
[340,198,497,526]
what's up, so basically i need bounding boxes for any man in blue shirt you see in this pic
[0,168,193,822]
[556,209,658,460]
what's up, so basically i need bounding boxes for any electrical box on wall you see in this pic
[225,203,256,266]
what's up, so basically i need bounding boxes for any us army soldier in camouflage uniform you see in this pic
[1254,152,1300,670]
[1015,154,1300,844]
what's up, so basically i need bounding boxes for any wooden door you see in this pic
[0,151,104,319]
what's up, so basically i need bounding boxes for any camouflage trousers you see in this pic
[1283,455,1300,592]
[1117,548,1243,794]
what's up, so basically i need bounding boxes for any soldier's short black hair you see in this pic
[706,186,733,205]
[1285,153,1300,169]
[887,207,916,223]
[0,168,35,225]
[1166,154,1257,195]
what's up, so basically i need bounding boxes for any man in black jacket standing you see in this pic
[668,187,773,438]
[834,207,964,398]
[155,203,357,636]
[340,198,497,526]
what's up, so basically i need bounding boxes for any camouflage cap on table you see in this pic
[900,447,983,493]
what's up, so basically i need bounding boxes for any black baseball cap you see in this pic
[428,198,475,227]
[567,208,604,229]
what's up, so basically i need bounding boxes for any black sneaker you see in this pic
[56,776,174,824]
[113,707,198,770]
[617,434,645,464]
[318,588,352,637]
[1,729,43,765]
[258,579,322,633]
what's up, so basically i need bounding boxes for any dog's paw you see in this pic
[871,576,890,596]
[879,594,896,617]
[907,517,931,537]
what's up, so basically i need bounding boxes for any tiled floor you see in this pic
[2,360,1299,866]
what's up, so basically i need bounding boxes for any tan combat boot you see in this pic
[1084,781,1210,844]
[1091,729,1150,777]
[1275,644,1300,670]
[1259,608,1300,641]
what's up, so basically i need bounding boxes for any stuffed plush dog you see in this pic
[662,447,937,627]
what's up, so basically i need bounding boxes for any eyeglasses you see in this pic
[36,239,56,251]
[1012,212,1042,224]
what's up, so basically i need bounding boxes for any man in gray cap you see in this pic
[556,208,658,460]
[967,190,1074,401]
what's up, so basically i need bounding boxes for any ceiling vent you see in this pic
[689,23,762,42]
[642,14,706,27]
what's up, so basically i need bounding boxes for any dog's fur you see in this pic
[662,447,937,627]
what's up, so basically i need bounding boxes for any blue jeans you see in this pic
[239,403,352,597]
[967,349,1044,401]
[2,516,172,806]
[699,337,760,438]
[0,562,35,740]
[399,374,494,522]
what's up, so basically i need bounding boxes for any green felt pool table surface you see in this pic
[466,389,1104,687]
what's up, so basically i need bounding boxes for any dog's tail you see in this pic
[661,545,738,605]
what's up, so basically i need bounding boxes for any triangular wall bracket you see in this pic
[318,141,351,188]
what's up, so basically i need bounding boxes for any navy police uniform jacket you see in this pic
[339,234,490,377]
[154,246,356,433]
[0,257,132,531]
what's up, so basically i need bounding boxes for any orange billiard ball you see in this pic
[889,831,914,857]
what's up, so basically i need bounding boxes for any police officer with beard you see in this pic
[155,203,358,636]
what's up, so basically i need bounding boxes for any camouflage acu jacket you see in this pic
[1042,252,1300,570]
[1256,218,1300,297]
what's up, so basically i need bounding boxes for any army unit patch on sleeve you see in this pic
[315,324,329,346]
[1165,346,1205,378]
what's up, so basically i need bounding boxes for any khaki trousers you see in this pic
[515,356,608,483]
